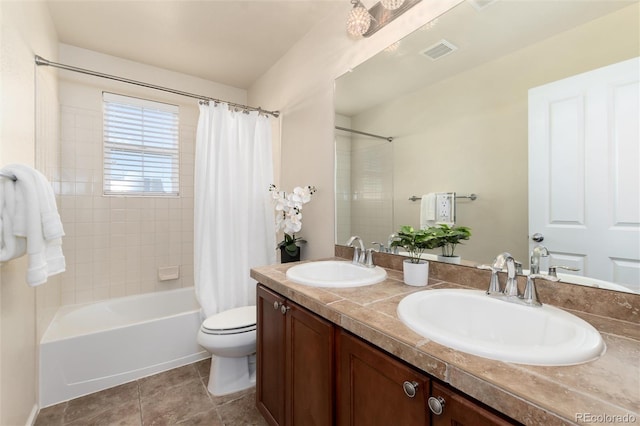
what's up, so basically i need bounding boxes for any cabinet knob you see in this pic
[273,301,281,310]
[428,396,446,415]
[280,304,290,315]
[402,381,419,398]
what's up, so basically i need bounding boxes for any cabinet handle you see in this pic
[273,301,281,310]
[280,304,290,315]
[402,381,419,398]
[428,396,446,415]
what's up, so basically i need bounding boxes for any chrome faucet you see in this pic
[496,252,519,297]
[387,233,400,254]
[530,244,550,274]
[346,236,374,267]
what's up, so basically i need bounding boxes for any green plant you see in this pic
[277,234,306,256]
[430,224,471,257]
[390,225,439,263]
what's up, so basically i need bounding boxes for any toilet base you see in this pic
[207,354,256,396]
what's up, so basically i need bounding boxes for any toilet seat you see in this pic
[201,305,256,335]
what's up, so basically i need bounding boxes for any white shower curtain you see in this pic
[194,102,276,318]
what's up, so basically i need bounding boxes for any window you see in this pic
[103,92,179,196]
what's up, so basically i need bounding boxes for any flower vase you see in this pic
[280,246,301,263]
[437,255,461,264]
[402,259,429,286]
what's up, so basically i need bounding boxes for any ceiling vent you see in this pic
[421,39,458,61]
[468,0,497,11]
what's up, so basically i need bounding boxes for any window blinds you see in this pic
[103,92,179,196]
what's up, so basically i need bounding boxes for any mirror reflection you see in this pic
[335,0,639,293]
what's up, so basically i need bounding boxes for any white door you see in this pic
[528,57,640,292]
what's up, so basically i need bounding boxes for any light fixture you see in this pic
[380,0,405,10]
[346,0,422,38]
[346,0,373,37]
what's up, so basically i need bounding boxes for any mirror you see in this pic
[335,0,639,293]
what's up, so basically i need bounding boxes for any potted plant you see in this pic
[270,184,316,263]
[390,225,439,286]
[430,223,471,264]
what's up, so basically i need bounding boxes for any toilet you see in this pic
[197,305,257,396]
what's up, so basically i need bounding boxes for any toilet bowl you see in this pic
[197,305,257,396]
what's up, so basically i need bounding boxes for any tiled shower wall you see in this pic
[57,100,196,305]
[335,114,394,250]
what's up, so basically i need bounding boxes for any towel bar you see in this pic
[409,193,477,202]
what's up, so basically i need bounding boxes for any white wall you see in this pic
[249,0,464,260]
[0,1,59,424]
[56,44,246,305]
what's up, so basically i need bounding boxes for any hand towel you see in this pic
[420,193,436,229]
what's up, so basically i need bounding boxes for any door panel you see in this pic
[528,57,640,291]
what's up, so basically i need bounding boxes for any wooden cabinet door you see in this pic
[285,301,335,426]
[430,382,517,426]
[337,330,430,426]
[257,285,287,426]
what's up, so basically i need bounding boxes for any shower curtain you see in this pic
[194,102,276,318]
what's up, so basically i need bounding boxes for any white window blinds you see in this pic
[103,92,179,196]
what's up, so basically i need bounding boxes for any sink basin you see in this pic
[397,289,605,366]
[286,261,387,288]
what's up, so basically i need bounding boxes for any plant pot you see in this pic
[402,259,429,286]
[280,246,301,263]
[437,255,461,264]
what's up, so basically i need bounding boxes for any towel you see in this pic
[0,164,65,286]
[0,178,27,261]
[420,193,436,229]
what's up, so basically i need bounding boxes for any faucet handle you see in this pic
[523,273,560,306]
[371,242,385,253]
[548,265,580,278]
[523,275,542,306]
[478,264,503,295]
[364,249,375,268]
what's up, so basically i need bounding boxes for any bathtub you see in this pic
[39,287,209,407]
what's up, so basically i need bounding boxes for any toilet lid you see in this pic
[202,305,256,333]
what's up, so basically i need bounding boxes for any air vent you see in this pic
[468,0,497,11]
[421,40,458,61]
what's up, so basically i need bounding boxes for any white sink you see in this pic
[397,289,605,366]
[286,260,387,288]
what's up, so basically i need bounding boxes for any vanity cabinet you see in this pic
[429,382,516,426]
[257,284,518,426]
[256,285,335,426]
[337,330,431,425]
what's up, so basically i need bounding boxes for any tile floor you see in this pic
[35,359,268,426]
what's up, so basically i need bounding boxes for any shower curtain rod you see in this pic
[34,55,280,118]
[335,126,393,142]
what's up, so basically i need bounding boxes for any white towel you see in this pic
[0,164,65,286]
[0,178,27,261]
[420,193,436,229]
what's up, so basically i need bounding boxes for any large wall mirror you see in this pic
[335,0,639,293]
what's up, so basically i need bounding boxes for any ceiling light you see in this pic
[347,0,372,37]
[380,0,405,10]
[347,0,422,38]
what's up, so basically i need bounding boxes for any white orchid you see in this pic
[269,184,316,255]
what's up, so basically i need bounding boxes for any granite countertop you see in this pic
[250,254,640,426]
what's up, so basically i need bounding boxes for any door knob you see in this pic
[402,381,419,398]
[428,396,446,415]
[532,233,544,242]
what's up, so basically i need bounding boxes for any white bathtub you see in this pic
[39,287,208,407]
